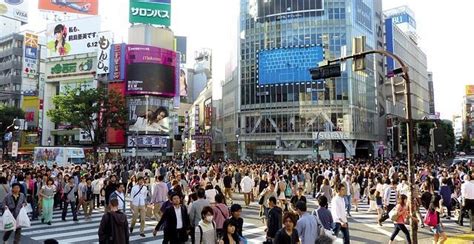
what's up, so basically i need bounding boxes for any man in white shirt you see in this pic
[331,183,350,244]
[91,175,102,209]
[151,175,169,221]
[240,172,254,206]
[130,177,149,237]
[459,174,474,227]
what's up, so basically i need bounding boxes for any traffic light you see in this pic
[390,76,406,106]
[352,36,366,71]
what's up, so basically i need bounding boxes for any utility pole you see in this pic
[311,49,418,243]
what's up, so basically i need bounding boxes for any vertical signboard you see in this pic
[194,104,200,135]
[11,141,18,157]
[109,43,126,81]
[23,32,39,77]
[96,32,112,75]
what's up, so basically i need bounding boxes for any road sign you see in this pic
[310,63,341,80]
[11,142,18,157]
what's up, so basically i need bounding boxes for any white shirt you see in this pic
[113,191,125,211]
[130,184,148,207]
[461,180,474,200]
[240,176,254,193]
[205,189,218,204]
[331,195,348,224]
[175,205,183,229]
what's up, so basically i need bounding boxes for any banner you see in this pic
[129,0,171,26]
[128,96,171,134]
[46,58,96,79]
[46,16,100,58]
[96,32,112,75]
[127,135,168,148]
[38,0,99,15]
[126,44,177,97]
[23,32,38,77]
[0,0,28,23]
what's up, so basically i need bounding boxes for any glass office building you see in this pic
[238,0,384,159]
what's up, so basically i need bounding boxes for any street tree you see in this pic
[0,106,25,136]
[47,86,127,159]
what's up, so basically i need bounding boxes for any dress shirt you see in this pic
[152,182,169,203]
[331,195,348,224]
[240,176,254,193]
[131,184,148,207]
[461,180,474,200]
[175,205,183,229]
[296,212,318,244]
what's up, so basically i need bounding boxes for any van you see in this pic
[33,147,86,167]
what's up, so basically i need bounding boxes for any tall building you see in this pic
[238,0,384,159]
[462,85,474,151]
[0,33,23,107]
[383,6,430,156]
[428,72,435,114]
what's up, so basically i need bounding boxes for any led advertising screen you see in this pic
[257,0,323,22]
[126,44,177,97]
[128,96,170,134]
[257,45,324,85]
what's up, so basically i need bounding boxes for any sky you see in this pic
[21,0,474,120]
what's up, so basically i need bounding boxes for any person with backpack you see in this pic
[154,192,190,243]
[98,198,130,244]
[195,206,218,244]
[388,194,411,244]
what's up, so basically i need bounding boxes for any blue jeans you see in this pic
[344,195,352,214]
[334,222,350,244]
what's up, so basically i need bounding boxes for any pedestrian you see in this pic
[331,183,350,244]
[104,175,118,210]
[273,212,299,244]
[295,201,318,244]
[266,196,282,241]
[290,187,307,212]
[240,172,253,206]
[130,176,149,237]
[154,192,190,244]
[2,183,27,244]
[205,183,219,205]
[351,175,360,212]
[342,175,352,217]
[195,206,218,244]
[428,195,448,243]
[259,183,277,225]
[313,195,334,232]
[379,179,398,225]
[458,174,474,227]
[0,176,10,213]
[213,194,230,237]
[98,198,130,244]
[91,174,102,209]
[82,178,94,220]
[223,171,233,203]
[109,183,126,213]
[220,219,240,244]
[39,177,56,225]
[151,175,168,221]
[229,204,244,238]
[318,179,332,203]
[61,177,78,221]
[234,169,242,193]
[439,178,452,219]
[389,194,411,244]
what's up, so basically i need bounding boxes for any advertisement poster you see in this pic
[96,32,112,75]
[46,16,100,58]
[126,44,177,97]
[23,32,38,77]
[38,0,99,15]
[0,0,28,23]
[129,0,171,26]
[128,96,170,134]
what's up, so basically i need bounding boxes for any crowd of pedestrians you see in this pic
[0,155,473,244]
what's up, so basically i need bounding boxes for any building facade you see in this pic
[0,33,23,107]
[238,0,384,159]
[428,72,435,114]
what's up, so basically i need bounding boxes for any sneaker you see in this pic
[153,230,157,237]
[47,222,51,225]
[62,218,66,221]
[41,218,44,223]
[140,233,146,237]
[130,227,134,233]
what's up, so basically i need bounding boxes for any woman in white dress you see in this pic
[351,175,361,212]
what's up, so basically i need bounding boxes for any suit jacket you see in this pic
[155,204,190,236]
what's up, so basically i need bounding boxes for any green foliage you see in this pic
[439,120,455,152]
[417,122,434,147]
[47,86,127,148]
[0,106,25,136]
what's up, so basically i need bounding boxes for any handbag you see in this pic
[258,194,265,205]
[423,210,438,227]
[388,206,399,222]
[313,209,336,240]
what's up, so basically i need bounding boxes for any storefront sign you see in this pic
[312,132,350,140]
[23,32,38,77]
[96,32,112,75]
[47,58,95,79]
[127,135,168,148]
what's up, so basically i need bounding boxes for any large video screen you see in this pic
[257,46,324,85]
[257,0,324,21]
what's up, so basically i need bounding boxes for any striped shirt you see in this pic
[384,186,398,206]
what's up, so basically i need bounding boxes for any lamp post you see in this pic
[235,134,240,159]
[47,136,51,146]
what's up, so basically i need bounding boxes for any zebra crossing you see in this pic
[17,206,266,244]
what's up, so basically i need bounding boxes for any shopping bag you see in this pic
[0,209,16,231]
[25,203,33,213]
[16,207,31,228]
[389,207,399,222]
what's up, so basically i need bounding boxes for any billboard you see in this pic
[126,44,177,97]
[109,43,126,81]
[128,96,170,134]
[46,58,96,80]
[174,36,187,64]
[466,85,474,96]
[257,0,323,22]
[96,32,113,75]
[46,16,100,58]
[38,0,99,15]
[0,0,28,23]
[23,32,38,77]
[204,98,212,128]
[257,45,324,85]
[129,0,171,26]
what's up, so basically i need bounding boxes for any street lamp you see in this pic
[235,134,240,158]
[47,136,51,146]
